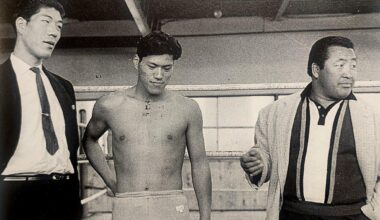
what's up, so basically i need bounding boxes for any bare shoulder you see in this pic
[95,91,121,109]
[168,91,202,119]
[93,89,129,116]
[170,91,199,107]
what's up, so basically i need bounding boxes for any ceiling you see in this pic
[0,0,379,48]
[1,0,380,24]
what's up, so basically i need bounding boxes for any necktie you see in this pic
[30,67,59,155]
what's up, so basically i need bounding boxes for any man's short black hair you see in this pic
[137,31,182,61]
[14,0,65,24]
[307,36,354,77]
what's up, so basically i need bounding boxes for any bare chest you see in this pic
[107,100,188,145]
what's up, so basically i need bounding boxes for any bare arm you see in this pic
[82,98,117,193]
[186,100,212,220]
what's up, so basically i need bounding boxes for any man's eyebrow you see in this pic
[147,62,172,66]
[335,58,346,62]
[40,14,52,19]
[335,57,357,62]
[41,14,63,23]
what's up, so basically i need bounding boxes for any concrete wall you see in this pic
[1,29,379,87]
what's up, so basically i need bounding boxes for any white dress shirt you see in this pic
[1,53,74,175]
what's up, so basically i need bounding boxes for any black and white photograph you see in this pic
[0,0,379,219]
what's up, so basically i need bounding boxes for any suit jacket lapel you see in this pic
[350,100,376,197]
[43,67,73,123]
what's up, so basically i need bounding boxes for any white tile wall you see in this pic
[76,93,380,153]
[203,128,218,151]
[192,97,218,127]
[218,128,255,151]
[218,96,274,127]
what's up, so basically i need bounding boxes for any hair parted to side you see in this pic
[13,0,65,24]
[307,36,354,77]
[137,31,182,61]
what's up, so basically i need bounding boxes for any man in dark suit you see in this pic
[0,0,82,219]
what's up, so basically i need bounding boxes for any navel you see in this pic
[119,135,126,141]
[167,135,173,140]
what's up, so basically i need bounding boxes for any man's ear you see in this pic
[15,17,27,34]
[311,63,320,79]
[133,55,140,70]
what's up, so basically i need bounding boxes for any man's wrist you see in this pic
[199,214,211,220]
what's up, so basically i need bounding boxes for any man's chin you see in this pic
[336,92,352,100]
[37,53,52,60]
[38,49,54,58]
[148,89,164,96]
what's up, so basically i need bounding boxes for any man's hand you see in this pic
[240,148,264,176]
[106,188,115,197]
[105,180,117,197]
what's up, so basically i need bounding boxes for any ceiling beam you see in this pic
[124,0,150,36]
[274,0,291,21]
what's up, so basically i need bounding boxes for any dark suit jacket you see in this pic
[0,58,80,175]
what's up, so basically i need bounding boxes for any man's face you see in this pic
[136,54,174,95]
[17,7,62,62]
[315,46,357,100]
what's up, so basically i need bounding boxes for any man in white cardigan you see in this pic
[241,36,379,220]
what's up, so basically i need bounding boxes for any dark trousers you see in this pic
[280,209,370,220]
[0,178,83,220]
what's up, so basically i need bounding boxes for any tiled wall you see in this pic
[77,91,380,220]
[193,96,274,151]
[77,93,380,153]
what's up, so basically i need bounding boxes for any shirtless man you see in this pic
[82,31,212,220]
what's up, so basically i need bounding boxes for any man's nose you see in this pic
[48,24,60,38]
[154,68,163,79]
[342,65,355,78]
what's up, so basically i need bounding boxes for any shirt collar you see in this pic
[10,53,43,74]
[300,82,356,101]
